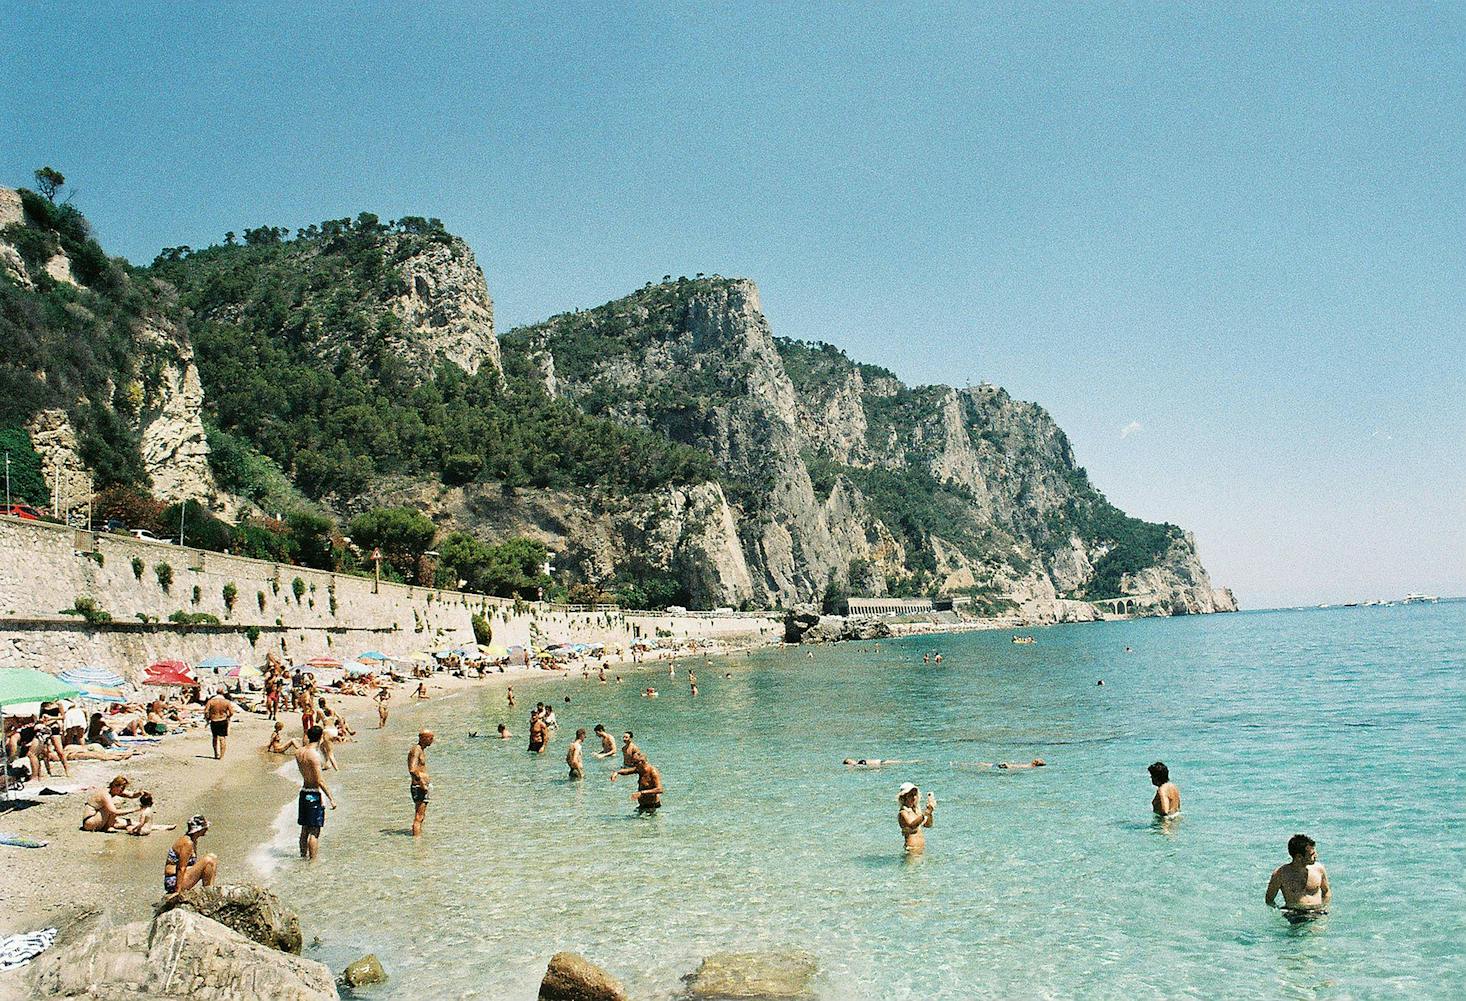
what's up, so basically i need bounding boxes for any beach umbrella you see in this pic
[479,645,508,659]
[356,651,389,662]
[305,656,342,669]
[0,669,82,806]
[58,666,129,704]
[59,665,125,688]
[142,662,195,687]
[226,665,263,680]
[196,655,241,671]
[404,651,432,662]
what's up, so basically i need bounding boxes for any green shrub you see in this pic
[245,625,261,645]
[471,613,491,646]
[59,596,111,624]
[191,584,202,605]
[131,555,144,579]
[291,576,306,601]
[155,562,173,592]
[257,590,266,612]
[222,582,238,611]
[167,610,220,625]
[0,427,48,504]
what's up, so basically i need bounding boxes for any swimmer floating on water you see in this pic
[843,758,922,768]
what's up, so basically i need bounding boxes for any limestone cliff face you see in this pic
[0,186,223,510]
[386,235,500,378]
[132,308,221,506]
[510,277,1234,614]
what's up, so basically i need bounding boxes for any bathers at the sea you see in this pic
[298,788,326,829]
[209,719,229,737]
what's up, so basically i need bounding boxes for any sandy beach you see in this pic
[0,641,740,951]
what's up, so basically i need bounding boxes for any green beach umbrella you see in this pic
[1,668,82,806]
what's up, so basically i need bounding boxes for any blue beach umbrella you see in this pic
[356,651,389,662]
[58,665,129,704]
[196,655,241,671]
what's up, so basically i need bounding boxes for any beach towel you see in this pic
[0,832,48,848]
[0,927,57,971]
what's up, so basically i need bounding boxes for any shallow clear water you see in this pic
[254,603,1466,999]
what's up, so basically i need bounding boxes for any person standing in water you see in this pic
[375,687,391,729]
[507,686,516,708]
[1149,761,1181,816]
[294,725,336,860]
[593,724,616,758]
[1266,834,1331,916]
[897,782,936,853]
[612,753,664,811]
[567,728,586,779]
[408,729,434,837]
[620,731,640,766]
[528,710,548,754]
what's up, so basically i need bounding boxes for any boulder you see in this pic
[156,883,304,954]
[539,951,628,1001]
[29,908,337,1000]
[782,604,821,643]
[341,953,387,988]
[682,949,818,1000]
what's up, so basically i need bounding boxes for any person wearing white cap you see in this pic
[897,782,936,853]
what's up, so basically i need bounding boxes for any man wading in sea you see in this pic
[593,724,616,758]
[204,689,234,760]
[567,728,586,779]
[612,752,664,812]
[1149,761,1181,816]
[897,782,936,853]
[409,728,434,836]
[295,725,336,860]
[1266,834,1331,919]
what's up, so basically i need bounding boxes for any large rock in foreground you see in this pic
[157,882,304,954]
[29,908,337,1000]
[539,951,628,1001]
[682,949,818,1000]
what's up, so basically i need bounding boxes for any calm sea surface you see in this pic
[251,602,1466,999]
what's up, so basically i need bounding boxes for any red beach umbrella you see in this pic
[143,660,195,686]
[305,656,342,669]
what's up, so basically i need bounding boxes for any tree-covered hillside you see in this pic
[149,220,723,503]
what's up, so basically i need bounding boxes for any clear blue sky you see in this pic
[5,3,1463,608]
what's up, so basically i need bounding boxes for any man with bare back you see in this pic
[295,725,336,860]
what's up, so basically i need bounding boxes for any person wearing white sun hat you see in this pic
[897,782,936,853]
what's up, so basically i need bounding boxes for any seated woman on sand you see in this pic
[80,775,144,832]
[86,712,119,748]
[265,722,301,754]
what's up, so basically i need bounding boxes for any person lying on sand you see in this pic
[123,792,175,836]
[65,745,134,761]
[80,775,142,832]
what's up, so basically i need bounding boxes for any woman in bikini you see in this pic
[163,815,217,897]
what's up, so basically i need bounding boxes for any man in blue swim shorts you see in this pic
[294,724,336,860]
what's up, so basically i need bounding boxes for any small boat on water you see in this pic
[1010,635,1035,645]
[1402,593,1439,604]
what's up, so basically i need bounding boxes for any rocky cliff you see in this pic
[1,185,1231,617]
[503,277,1236,616]
[0,186,222,512]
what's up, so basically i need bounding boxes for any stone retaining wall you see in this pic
[0,517,781,676]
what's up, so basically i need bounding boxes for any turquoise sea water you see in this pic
[254,602,1466,999]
